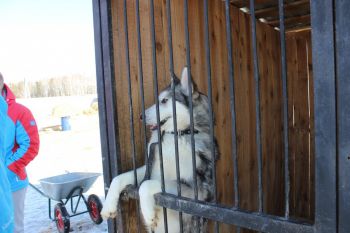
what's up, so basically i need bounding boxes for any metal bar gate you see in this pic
[92,0,347,232]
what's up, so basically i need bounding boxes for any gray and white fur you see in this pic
[101,67,219,233]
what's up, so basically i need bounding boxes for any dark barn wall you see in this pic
[108,0,314,232]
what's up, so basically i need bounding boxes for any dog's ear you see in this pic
[180,67,193,96]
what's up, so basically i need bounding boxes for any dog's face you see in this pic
[145,67,195,132]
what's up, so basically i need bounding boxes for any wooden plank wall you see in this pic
[108,0,313,232]
[286,30,314,221]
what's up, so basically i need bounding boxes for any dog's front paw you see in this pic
[100,201,118,220]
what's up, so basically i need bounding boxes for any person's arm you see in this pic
[7,107,39,180]
[0,99,14,232]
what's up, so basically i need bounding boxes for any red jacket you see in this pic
[3,85,40,191]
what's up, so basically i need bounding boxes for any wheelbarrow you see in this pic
[30,172,104,233]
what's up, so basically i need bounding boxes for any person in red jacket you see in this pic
[1,73,40,233]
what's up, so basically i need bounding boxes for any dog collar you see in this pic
[169,128,199,136]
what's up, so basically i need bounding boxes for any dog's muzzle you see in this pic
[146,117,169,131]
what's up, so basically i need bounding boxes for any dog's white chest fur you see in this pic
[150,133,201,183]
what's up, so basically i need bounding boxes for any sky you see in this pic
[0,0,96,82]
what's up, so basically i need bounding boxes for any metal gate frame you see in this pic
[335,1,350,233]
[91,0,347,232]
[92,0,119,231]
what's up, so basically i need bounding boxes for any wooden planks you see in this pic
[257,15,285,218]
[254,0,309,20]
[286,30,314,221]
[230,0,296,9]
[229,0,311,31]
[108,0,314,232]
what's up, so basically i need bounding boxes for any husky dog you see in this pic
[101,67,218,233]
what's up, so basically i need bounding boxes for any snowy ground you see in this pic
[18,97,108,233]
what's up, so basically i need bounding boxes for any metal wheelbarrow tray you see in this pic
[30,172,104,233]
[39,172,100,201]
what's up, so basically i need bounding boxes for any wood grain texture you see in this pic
[286,30,314,221]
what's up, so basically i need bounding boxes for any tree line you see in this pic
[8,75,97,98]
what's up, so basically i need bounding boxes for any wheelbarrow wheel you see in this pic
[87,194,103,224]
[54,203,70,233]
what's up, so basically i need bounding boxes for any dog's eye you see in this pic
[161,98,168,104]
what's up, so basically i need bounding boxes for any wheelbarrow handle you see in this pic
[29,183,50,199]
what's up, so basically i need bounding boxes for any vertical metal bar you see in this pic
[183,1,199,231]
[310,1,337,232]
[49,198,52,220]
[122,0,141,232]
[135,0,148,182]
[336,0,350,232]
[149,0,164,196]
[224,2,240,233]
[203,1,219,232]
[224,0,239,209]
[122,0,137,192]
[93,0,120,189]
[149,0,168,232]
[165,0,184,232]
[250,0,263,215]
[184,0,198,203]
[278,0,290,218]
[92,0,112,194]
[92,0,119,232]
[166,0,180,197]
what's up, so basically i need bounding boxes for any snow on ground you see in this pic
[18,97,108,233]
